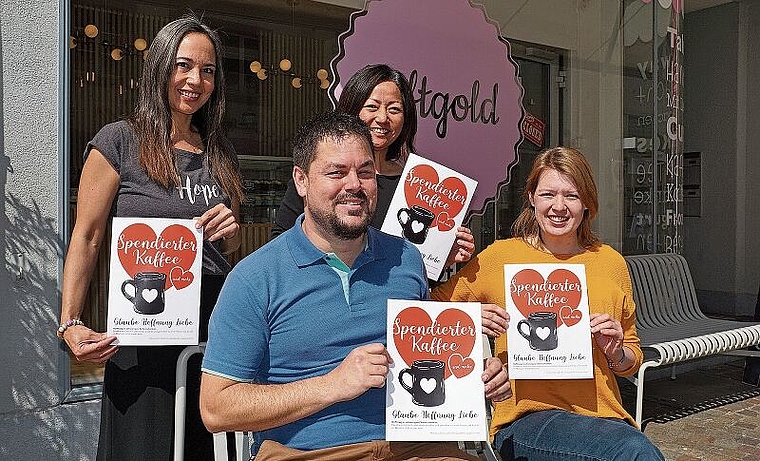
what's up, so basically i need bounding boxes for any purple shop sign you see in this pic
[330,0,525,212]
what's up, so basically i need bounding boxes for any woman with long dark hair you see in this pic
[58,14,242,460]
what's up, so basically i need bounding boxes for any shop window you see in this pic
[67,0,350,389]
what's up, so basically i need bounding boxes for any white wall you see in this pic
[0,1,100,459]
[684,0,760,317]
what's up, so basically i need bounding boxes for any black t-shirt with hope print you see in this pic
[84,120,232,275]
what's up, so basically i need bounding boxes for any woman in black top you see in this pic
[274,64,475,271]
[58,14,242,460]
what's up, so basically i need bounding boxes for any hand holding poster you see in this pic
[504,264,593,379]
[107,217,203,346]
[386,300,486,441]
[381,154,477,280]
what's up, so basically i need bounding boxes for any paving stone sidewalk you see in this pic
[618,358,760,461]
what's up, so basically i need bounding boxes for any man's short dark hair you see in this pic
[291,111,373,172]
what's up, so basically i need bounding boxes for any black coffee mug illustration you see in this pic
[398,359,446,407]
[121,272,166,315]
[517,311,558,351]
[397,205,435,244]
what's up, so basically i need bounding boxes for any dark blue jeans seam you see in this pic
[511,439,608,461]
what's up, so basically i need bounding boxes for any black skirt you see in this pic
[96,274,225,461]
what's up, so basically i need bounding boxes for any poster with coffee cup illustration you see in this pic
[106,217,203,346]
[385,299,487,441]
[381,154,477,281]
[504,264,593,379]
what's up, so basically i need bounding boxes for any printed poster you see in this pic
[386,300,486,441]
[381,154,477,280]
[504,264,593,379]
[107,217,203,346]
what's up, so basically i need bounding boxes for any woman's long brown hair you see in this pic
[128,14,242,204]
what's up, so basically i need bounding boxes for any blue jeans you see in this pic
[493,410,664,460]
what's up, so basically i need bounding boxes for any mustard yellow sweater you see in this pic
[431,238,642,434]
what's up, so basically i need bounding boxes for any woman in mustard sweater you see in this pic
[432,147,663,460]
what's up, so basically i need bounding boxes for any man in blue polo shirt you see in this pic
[200,111,510,460]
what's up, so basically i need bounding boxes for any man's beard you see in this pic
[310,191,375,240]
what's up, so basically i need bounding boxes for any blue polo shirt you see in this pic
[202,215,429,450]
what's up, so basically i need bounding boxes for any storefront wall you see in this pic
[683,1,760,319]
[0,3,624,457]
[0,1,623,459]
[0,1,102,459]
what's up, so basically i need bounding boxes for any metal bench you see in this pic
[624,253,760,427]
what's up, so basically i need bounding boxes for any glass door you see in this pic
[463,43,564,264]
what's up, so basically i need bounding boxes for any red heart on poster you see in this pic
[170,266,194,290]
[448,353,476,379]
[403,164,468,229]
[510,268,583,328]
[437,211,455,232]
[116,223,198,290]
[559,305,583,327]
[393,306,477,379]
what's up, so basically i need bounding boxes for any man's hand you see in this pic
[327,343,392,402]
[482,357,511,401]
